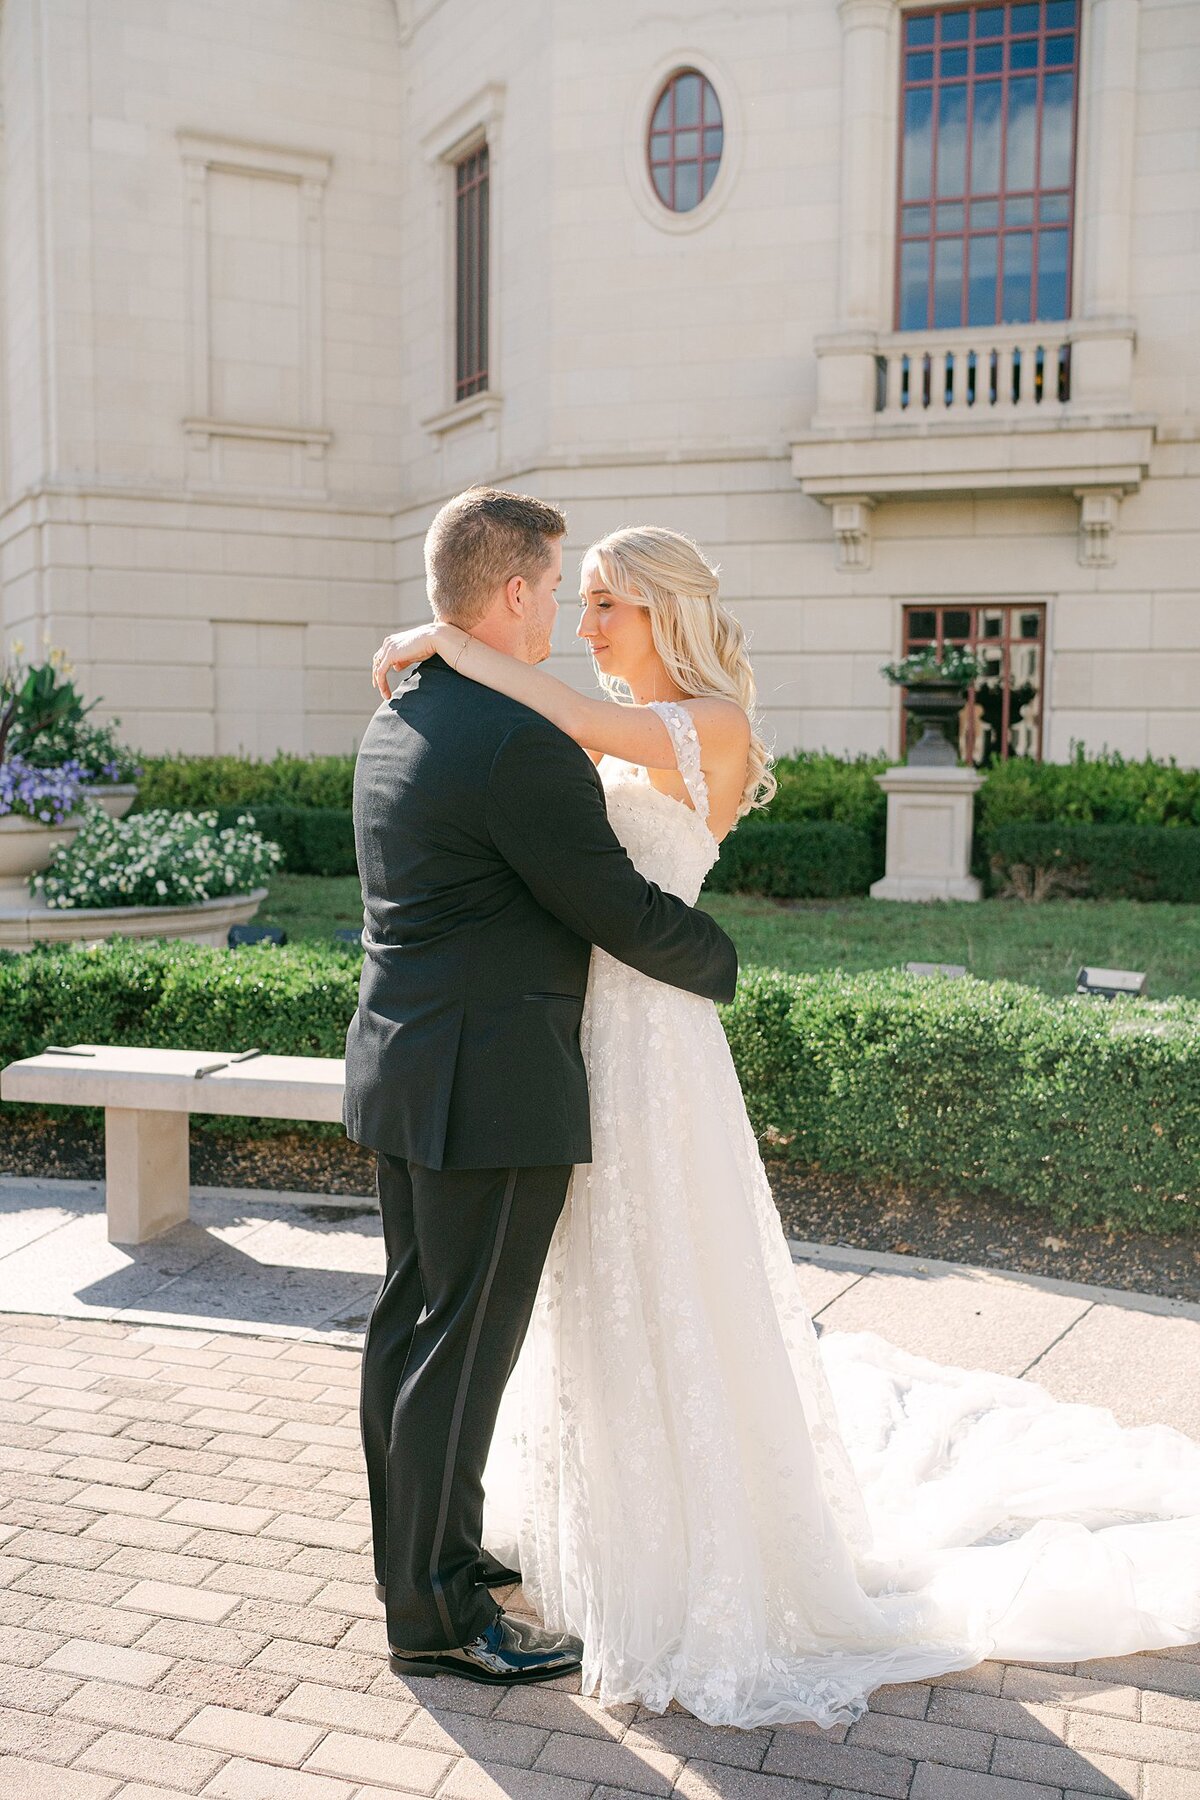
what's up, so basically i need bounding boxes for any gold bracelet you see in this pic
[451,632,471,673]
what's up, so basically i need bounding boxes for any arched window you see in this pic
[647,70,724,213]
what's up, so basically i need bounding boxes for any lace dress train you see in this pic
[483,700,1200,1728]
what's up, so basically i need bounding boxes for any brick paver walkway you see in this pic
[2,1310,1199,1800]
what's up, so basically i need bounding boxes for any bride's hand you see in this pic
[371,624,442,698]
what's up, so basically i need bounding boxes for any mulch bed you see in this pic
[3,1110,1198,1305]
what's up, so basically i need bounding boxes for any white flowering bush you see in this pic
[33,809,282,910]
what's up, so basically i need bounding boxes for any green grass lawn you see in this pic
[259,875,1200,1001]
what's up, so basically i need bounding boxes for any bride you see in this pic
[370,524,1200,1730]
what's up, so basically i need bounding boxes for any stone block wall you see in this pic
[0,0,1196,765]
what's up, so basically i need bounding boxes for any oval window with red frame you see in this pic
[647,69,724,213]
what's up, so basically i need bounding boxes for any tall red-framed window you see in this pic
[455,143,489,401]
[902,603,1046,763]
[896,2,1080,331]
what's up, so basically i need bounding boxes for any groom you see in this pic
[344,486,738,1685]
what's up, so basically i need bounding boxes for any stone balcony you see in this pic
[792,318,1154,570]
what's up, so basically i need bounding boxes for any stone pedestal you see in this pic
[870,766,984,903]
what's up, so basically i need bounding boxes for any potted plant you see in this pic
[2,649,140,812]
[880,645,983,767]
[0,642,141,901]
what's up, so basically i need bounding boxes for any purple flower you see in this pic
[0,754,87,825]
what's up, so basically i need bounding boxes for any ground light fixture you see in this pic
[228,924,287,947]
[1075,966,1147,1000]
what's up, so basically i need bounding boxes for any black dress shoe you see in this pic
[375,1553,521,1607]
[389,1611,583,1685]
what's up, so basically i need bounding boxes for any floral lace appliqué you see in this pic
[646,698,711,830]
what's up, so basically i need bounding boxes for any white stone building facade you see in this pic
[0,0,1195,765]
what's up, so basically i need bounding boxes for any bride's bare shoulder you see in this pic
[683,696,752,752]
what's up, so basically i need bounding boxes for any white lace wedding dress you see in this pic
[483,700,1200,1729]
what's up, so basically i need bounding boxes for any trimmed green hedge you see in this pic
[0,941,360,1068]
[986,821,1200,902]
[726,966,1200,1234]
[214,806,356,878]
[136,753,355,813]
[131,742,1200,898]
[3,944,1196,1232]
[766,750,891,835]
[977,743,1200,832]
[704,820,874,898]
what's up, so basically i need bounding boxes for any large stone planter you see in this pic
[0,811,88,903]
[0,886,268,951]
[0,783,138,902]
[91,783,138,819]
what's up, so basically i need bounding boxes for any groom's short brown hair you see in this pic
[425,487,567,627]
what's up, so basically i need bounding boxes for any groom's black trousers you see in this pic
[361,1152,570,1651]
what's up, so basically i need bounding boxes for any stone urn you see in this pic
[0,811,90,904]
[902,678,969,766]
[90,783,138,819]
[0,780,139,903]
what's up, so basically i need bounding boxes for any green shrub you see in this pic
[717,967,1200,1233]
[0,941,359,1069]
[978,743,1200,833]
[136,752,356,813]
[4,944,1196,1233]
[215,805,356,877]
[765,750,889,832]
[0,939,198,1065]
[145,943,360,1056]
[704,820,874,898]
[986,822,1200,902]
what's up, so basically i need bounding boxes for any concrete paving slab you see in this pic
[1024,1302,1200,1435]
[788,1261,863,1317]
[0,1179,381,1341]
[811,1262,1092,1378]
[0,1193,79,1259]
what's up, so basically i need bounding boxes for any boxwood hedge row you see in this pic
[133,745,1200,899]
[3,943,1195,1233]
[703,819,875,899]
[213,805,357,878]
[986,821,1200,902]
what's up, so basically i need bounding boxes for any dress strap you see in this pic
[647,700,710,827]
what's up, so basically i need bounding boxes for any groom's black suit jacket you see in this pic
[343,654,738,1171]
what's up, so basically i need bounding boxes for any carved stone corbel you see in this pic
[1076,489,1121,568]
[830,497,875,571]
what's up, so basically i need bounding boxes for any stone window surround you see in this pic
[645,67,725,217]
[832,0,1138,353]
[624,49,742,235]
[420,84,505,440]
[178,132,333,493]
[795,0,1150,570]
[901,597,1048,762]
[893,3,1081,332]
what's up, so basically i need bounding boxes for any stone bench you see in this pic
[0,1044,346,1244]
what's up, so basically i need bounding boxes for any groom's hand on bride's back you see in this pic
[486,717,737,1005]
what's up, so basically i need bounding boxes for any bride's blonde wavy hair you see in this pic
[584,525,775,819]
